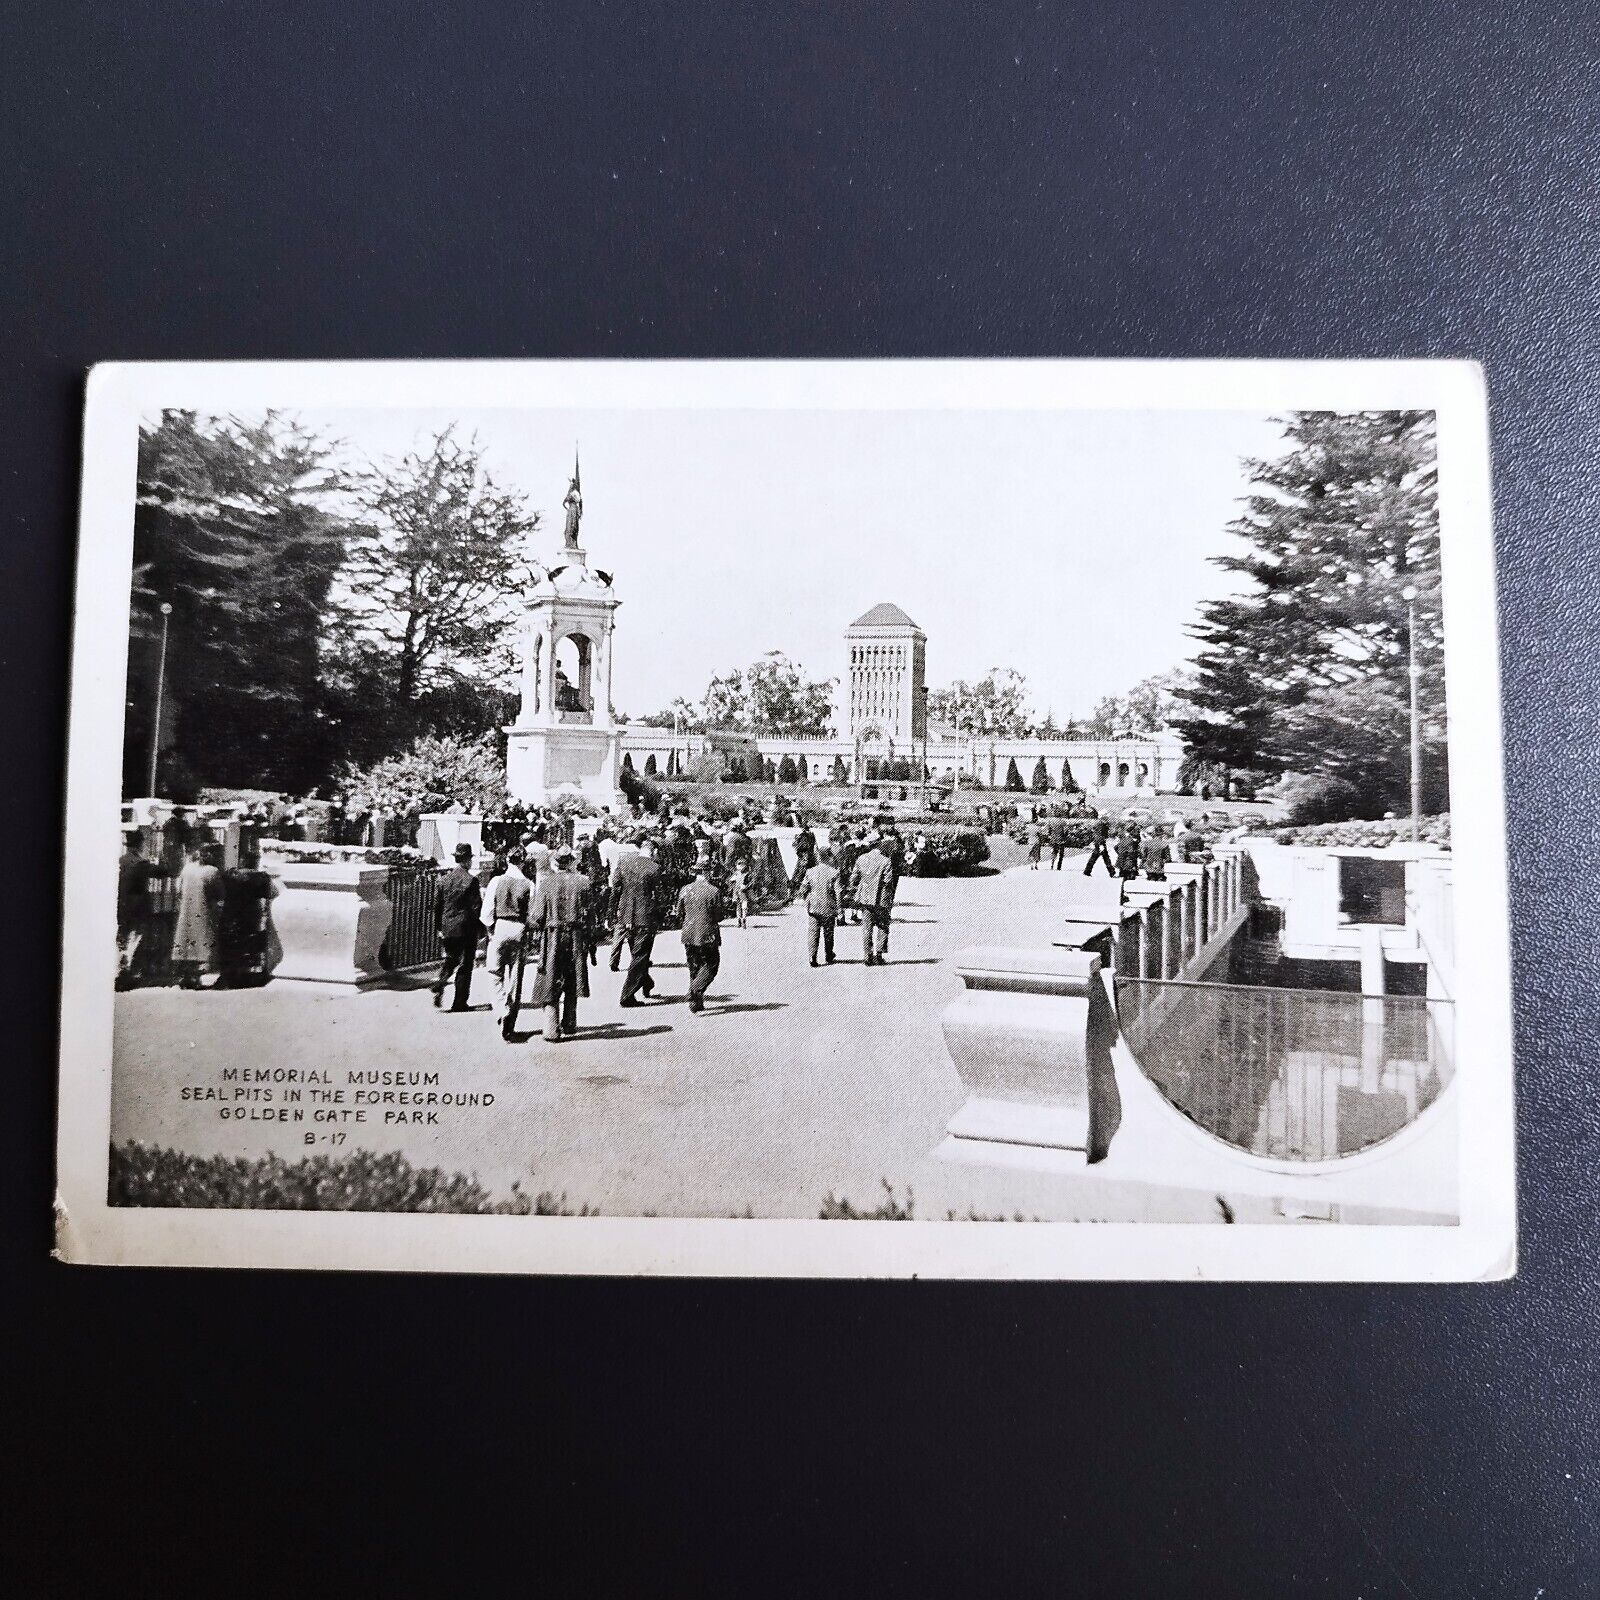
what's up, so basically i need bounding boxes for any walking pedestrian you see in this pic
[1047,814,1069,871]
[789,821,817,893]
[170,842,224,989]
[848,832,895,966]
[730,861,750,929]
[1082,812,1116,877]
[117,825,152,984]
[801,845,840,966]
[1140,826,1170,882]
[834,826,861,925]
[611,835,662,1006]
[483,850,533,1040]
[674,861,724,1013]
[432,843,482,1013]
[1025,819,1043,869]
[1116,817,1143,882]
[526,844,592,1041]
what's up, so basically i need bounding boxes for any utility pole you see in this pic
[147,601,173,796]
[1404,584,1421,843]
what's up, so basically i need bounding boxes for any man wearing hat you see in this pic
[673,859,724,1013]
[432,843,483,1013]
[526,842,592,1041]
[610,833,662,1006]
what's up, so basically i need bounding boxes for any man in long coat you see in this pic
[610,835,662,1006]
[527,844,592,1041]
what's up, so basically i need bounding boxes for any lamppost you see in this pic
[1345,571,1423,843]
[1403,583,1421,844]
[148,601,173,796]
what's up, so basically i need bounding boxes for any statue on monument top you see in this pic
[561,450,583,552]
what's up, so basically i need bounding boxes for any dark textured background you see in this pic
[4,4,1596,1594]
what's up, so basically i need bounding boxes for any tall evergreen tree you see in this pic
[1029,757,1051,794]
[1004,756,1025,792]
[1177,411,1445,815]
[128,411,353,796]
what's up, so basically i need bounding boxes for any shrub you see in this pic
[107,1141,593,1214]
[914,825,991,876]
[619,762,664,813]
[643,753,658,776]
[1275,813,1451,849]
[338,732,506,817]
[1277,773,1366,826]
[1004,757,1024,791]
[1030,758,1051,794]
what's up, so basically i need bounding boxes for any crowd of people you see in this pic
[1025,808,1223,881]
[116,824,278,990]
[433,805,919,1044]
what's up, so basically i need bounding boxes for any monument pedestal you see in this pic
[506,721,626,813]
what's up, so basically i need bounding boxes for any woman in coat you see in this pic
[171,843,225,989]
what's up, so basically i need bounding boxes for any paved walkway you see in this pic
[114,855,1119,1218]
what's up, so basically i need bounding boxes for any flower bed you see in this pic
[911,825,991,876]
[1271,814,1451,849]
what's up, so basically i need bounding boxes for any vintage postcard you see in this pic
[55,359,1514,1277]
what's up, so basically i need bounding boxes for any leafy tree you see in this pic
[1004,757,1024,792]
[328,427,536,731]
[745,652,836,735]
[1176,411,1445,815]
[128,410,354,796]
[640,652,835,736]
[1083,669,1198,736]
[1029,757,1051,794]
[337,732,506,815]
[927,668,1034,738]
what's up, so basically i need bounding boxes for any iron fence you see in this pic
[1119,976,1455,1163]
[380,866,447,971]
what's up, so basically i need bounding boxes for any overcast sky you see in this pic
[303,404,1286,723]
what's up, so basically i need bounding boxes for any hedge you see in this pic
[913,825,991,876]
[107,1141,591,1214]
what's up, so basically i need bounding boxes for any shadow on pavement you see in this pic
[704,1001,789,1016]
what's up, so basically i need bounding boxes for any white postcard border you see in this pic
[56,359,1515,1279]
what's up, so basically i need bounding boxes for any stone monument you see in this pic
[504,453,626,811]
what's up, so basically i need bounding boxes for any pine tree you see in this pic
[129,410,353,795]
[644,753,658,777]
[1029,757,1051,794]
[1004,757,1024,792]
[1176,411,1445,816]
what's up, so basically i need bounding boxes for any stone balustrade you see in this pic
[937,946,1122,1163]
[934,851,1248,1167]
[264,862,393,988]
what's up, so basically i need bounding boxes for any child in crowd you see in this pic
[730,861,750,929]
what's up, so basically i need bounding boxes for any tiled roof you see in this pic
[849,602,921,629]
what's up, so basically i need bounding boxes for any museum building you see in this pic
[619,602,1184,795]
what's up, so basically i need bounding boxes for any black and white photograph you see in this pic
[55,359,1512,1278]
